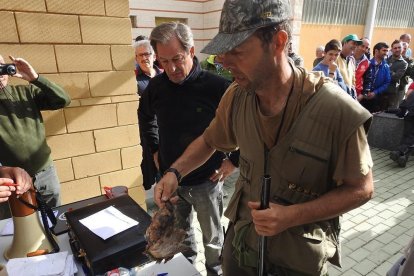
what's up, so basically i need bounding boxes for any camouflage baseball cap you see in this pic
[201,0,292,54]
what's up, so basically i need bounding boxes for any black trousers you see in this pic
[398,116,414,153]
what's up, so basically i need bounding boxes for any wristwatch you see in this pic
[164,167,182,183]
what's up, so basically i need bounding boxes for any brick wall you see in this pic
[0,0,146,208]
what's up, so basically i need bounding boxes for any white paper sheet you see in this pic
[135,253,201,276]
[79,206,138,240]
[6,251,77,276]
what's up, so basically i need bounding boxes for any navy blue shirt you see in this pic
[136,65,162,96]
[138,57,232,186]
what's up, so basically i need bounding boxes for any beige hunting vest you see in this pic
[225,78,372,274]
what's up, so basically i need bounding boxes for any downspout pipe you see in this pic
[364,0,378,40]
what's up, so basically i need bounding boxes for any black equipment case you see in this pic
[65,194,151,275]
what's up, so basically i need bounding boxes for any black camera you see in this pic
[0,64,17,75]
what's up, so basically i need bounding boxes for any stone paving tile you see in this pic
[349,247,372,263]
[381,241,405,255]
[363,239,385,252]
[353,259,378,275]
[147,148,414,275]
[373,261,395,275]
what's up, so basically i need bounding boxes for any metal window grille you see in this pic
[302,0,414,28]
[375,0,414,28]
[302,0,369,25]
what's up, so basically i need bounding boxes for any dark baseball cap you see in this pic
[201,0,292,54]
[342,34,363,45]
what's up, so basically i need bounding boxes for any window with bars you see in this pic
[302,0,414,28]
[302,0,369,25]
[375,0,414,28]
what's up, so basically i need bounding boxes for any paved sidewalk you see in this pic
[330,148,414,276]
[148,147,414,275]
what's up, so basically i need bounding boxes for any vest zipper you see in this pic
[289,146,328,163]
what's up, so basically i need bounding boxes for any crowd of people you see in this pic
[309,34,414,168]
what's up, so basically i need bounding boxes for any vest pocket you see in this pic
[266,223,336,275]
[238,155,253,182]
[279,139,330,203]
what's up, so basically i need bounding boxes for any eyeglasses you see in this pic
[137,52,153,58]
[158,53,188,67]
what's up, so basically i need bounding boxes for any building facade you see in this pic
[130,0,414,70]
[129,0,303,59]
[1,0,145,208]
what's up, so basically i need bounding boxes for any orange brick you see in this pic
[47,131,95,159]
[65,104,117,132]
[105,0,130,17]
[55,45,111,72]
[121,146,141,169]
[44,73,90,100]
[42,110,67,135]
[68,100,81,107]
[46,0,105,15]
[16,12,81,43]
[0,12,19,43]
[0,0,46,11]
[128,185,146,209]
[111,95,138,103]
[61,176,101,204]
[99,167,141,188]
[54,158,74,182]
[89,71,137,97]
[72,150,122,178]
[0,44,57,73]
[80,97,112,106]
[94,125,139,152]
[111,45,135,71]
[80,16,132,44]
[117,102,138,125]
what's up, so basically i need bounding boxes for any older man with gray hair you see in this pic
[134,39,163,192]
[313,45,325,67]
[134,39,162,96]
[138,22,236,275]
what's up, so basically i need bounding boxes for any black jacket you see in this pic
[398,92,414,118]
[138,57,233,186]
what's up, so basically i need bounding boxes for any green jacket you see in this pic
[200,55,233,81]
[226,67,372,275]
[0,76,71,175]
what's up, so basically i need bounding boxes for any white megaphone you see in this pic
[4,187,56,259]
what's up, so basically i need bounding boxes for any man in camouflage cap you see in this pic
[154,0,374,275]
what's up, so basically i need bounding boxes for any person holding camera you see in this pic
[0,55,71,218]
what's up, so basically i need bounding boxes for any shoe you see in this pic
[397,155,408,167]
[390,151,400,162]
